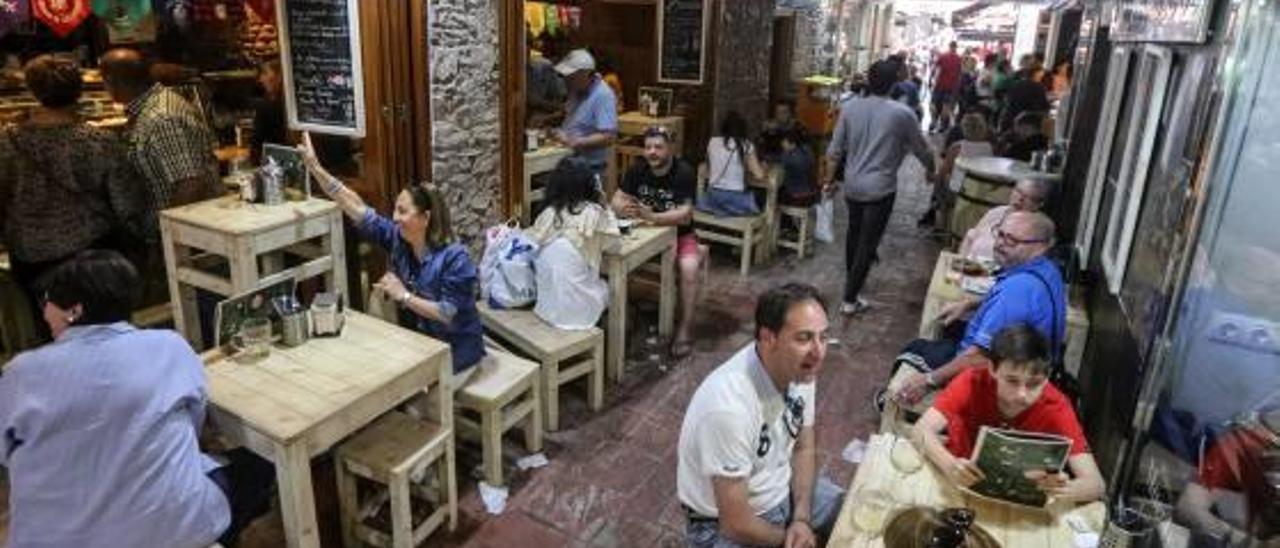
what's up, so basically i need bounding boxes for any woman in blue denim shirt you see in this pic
[299,133,485,375]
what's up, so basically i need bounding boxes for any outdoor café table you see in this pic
[160,195,347,349]
[828,434,1106,547]
[919,251,1090,376]
[600,224,677,382]
[203,311,452,548]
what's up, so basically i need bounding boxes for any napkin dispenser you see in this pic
[310,291,344,337]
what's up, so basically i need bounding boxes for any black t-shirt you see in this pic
[1002,77,1050,126]
[621,158,697,235]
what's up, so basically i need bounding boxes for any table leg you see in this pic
[658,247,675,338]
[328,212,348,298]
[606,260,627,383]
[274,442,321,548]
[230,240,259,295]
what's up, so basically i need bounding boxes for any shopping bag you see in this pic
[814,195,836,243]
[480,220,539,308]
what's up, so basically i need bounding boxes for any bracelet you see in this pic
[323,174,343,194]
[791,517,811,527]
[925,372,938,388]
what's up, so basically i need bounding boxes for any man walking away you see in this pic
[826,60,936,315]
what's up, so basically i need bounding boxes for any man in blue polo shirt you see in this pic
[889,210,1066,406]
[552,49,618,182]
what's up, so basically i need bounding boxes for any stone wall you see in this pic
[429,0,502,253]
[712,0,777,133]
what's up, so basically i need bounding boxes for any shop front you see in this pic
[1060,0,1280,542]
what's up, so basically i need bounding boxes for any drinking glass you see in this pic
[233,317,272,362]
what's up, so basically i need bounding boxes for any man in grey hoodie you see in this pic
[826,59,936,314]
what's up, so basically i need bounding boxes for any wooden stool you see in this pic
[456,350,542,486]
[335,411,456,548]
[478,303,604,431]
[774,205,815,258]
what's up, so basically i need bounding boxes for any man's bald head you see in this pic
[100,48,151,103]
[1011,179,1050,211]
[994,211,1055,268]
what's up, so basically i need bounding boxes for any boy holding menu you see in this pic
[912,324,1106,504]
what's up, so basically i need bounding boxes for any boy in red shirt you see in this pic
[912,324,1106,503]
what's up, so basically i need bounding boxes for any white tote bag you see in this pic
[533,238,608,330]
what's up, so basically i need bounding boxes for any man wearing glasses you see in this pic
[888,210,1066,406]
[677,284,844,548]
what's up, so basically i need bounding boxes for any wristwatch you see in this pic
[399,290,412,306]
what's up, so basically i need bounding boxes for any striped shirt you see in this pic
[125,84,220,213]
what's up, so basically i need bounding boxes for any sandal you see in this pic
[670,339,694,360]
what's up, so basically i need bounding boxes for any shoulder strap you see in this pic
[1019,268,1063,362]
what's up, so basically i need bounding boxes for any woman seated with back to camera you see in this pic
[0,250,274,548]
[525,157,620,330]
[298,132,485,382]
[697,110,767,217]
[912,323,1105,503]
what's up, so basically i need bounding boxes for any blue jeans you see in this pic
[685,476,845,548]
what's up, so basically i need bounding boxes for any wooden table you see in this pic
[919,252,1090,376]
[160,196,347,349]
[521,145,573,223]
[601,225,677,382]
[829,434,1105,546]
[204,311,452,548]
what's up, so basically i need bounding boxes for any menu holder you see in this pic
[657,0,709,85]
[277,0,366,137]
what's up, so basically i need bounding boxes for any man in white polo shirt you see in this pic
[677,283,845,548]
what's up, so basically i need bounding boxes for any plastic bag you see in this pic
[533,238,608,329]
[814,195,836,243]
[480,221,539,308]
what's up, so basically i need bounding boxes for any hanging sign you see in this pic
[657,0,709,85]
[0,0,30,38]
[92,0,153,43]
[33,0,91,37]
[1112,0,1216,43]
[277,0,365,137]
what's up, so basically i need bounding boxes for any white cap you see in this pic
[554,49,596,76]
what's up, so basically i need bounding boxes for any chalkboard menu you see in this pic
[277,0,366,137]
[658,0,709,85]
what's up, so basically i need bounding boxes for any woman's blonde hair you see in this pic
[960,113,989,142]
[404,182,453,248]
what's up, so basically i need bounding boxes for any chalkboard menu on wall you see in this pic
[658,0,709,85]
[277,0,366,137]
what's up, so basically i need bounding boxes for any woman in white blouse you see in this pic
[697,110,766,216]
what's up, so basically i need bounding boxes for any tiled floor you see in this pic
[0,160,941,547]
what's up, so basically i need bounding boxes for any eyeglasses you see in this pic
[784,394,805,440]
[993,227,1046,247]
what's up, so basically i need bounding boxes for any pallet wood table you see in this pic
[601,225,677,383]
[919,251,1089,376]
[828,434,1105,547]
[203,311,451,548]
[521,145,573,224]
[160,196,347,349]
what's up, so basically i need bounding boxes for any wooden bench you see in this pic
[456,349,542,486]
[692,163,780,277]
[477,303,604,431]
[336,410,456,548]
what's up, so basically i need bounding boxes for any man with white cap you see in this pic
[553,49,619,181]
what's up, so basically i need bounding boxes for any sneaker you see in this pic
[840,298,871,315]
